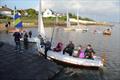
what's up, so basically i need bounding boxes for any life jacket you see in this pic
[79,50,85,58]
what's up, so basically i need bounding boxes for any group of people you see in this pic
[13,29,32,51]
[62,41,95,59]
[42,39,95,59]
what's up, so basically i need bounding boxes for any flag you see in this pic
[14,6,23,28]
[14,13,23,28]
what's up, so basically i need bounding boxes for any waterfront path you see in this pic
[0,42,62,80]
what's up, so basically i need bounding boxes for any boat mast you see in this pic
[77,9,79,27]
[38,0,45,38]
[13,6,16,28]
[67,9,70,27]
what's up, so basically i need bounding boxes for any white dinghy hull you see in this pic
[37,42,103,68]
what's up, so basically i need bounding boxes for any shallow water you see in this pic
[0,23,120,80]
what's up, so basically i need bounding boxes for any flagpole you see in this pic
[13,6,16,28]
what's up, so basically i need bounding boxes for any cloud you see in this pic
[35,0,120,22]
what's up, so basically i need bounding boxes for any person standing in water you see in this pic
[13,29,21,51]
[28,31,32,38]
[44,40,51,59]
[23,32,29,49]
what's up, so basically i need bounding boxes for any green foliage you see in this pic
[26,8,37,18]
[82,17,94,21]
[59,16,66,21]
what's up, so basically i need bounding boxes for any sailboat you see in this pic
[36,0,103,68]
[20,4,45,43]
[63,10,74,31]
[73,10,88,32]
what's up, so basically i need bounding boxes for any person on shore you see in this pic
[63,41,74,56]
[28,31,32,38]
[5,23,8,28]
[8,21,11,27]
[13,29,21,51]
[23,32,28,49]
[5,23,8,33]
[53,42,63,52]
[44,40,51,59]
[84,44,95,59]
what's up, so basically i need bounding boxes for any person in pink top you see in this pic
[78,45,85,58]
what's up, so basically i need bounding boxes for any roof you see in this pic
[44,9,55,14]
[0,7,12,11]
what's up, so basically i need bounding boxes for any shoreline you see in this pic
[0,41,63,80]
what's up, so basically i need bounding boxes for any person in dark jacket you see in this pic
[8,21,11,27]
[63,41,75,56]
[44,41,51,59]
[13,29,21,51]
[84,44,95,59]
[28,31,32,38]
[24,32,28,49]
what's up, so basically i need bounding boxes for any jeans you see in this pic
[15,41,21,51]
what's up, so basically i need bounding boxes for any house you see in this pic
[0,6,12,17]
[43,9,56,17]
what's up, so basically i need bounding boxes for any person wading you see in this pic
[13,29,21,52]
[23,32,28,49]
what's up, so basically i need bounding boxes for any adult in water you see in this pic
[23,32,28,49]
[44,40,51,59]
[13,29,21,51]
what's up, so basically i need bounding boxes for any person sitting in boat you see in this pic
[63,41,75,56]
[44,40,51,59]
[78,45,85,58]
[53,42,63,52]
[84,44,95,59]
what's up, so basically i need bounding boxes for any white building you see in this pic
[0,6,12,17]
[43,9,56,17]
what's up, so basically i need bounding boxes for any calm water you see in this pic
[0,23,120,80]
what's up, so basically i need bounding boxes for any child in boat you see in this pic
[53,42,63,52]
[84,44,95,59]
[78,45,85,58]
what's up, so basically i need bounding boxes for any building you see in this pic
[43,9,56,17]
[0,6,12,17]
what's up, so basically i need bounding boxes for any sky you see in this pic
[0,0,120,22]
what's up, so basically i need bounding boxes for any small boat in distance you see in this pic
[103,29,111,35]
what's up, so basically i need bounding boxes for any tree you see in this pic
[26,8,37,17]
